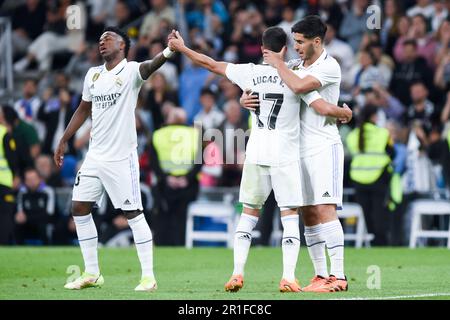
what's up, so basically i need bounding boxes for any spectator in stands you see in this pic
[394,14,438,68]
[351,49,384,103]
[2,106,39,174]
[194,88,225,131]
[406,82,437,133]
[367,41,394,87]
[406,0,434,19]
[35,154,64,188]
[14,168,55,245]
[431,0,448,32]
[0,108,19,245]
[179,44,212,124]
[312,0,344,32]
[216,78,241,109]
[146,72,179,130]
[346,105,394,246]
[184,0,229,33]
[139,0,175,40]
[11,0,47,60]
[380,0,403,57]
[434,19,450,69]
[231,7,266,63]
[324,22,355,91]
[14,78,45,141]
[390,39,434,106]
[114,0,133,30]
[85,0,117,42]
[277,5,298,61]
[218,99,247,187]
[339,0,370,52]
[13,0,86,72]
[364,84,406,125]
[37,81,76,156]
[149,107,202,246]
[441,92,450,125]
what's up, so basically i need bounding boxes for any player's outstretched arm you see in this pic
[263,49,321,94]
[310,99,352,123]
[54,100,92,168]
[139,31,177,80]
[168,30,227,76]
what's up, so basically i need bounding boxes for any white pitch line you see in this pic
[331,293,450,300]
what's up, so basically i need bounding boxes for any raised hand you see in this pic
[168,30,185,52]
[263,48,284,68]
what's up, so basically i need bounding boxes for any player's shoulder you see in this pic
[85,65,104,79]
[320,53,341,72]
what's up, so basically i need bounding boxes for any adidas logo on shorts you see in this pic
[322,191,331,198]
[123,199,131,205]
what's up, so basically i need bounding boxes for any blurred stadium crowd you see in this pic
[0,0,449,247]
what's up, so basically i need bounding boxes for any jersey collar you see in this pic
[103,58,127,75]
[300,49,328,70]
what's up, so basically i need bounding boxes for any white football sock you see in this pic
[128,214,155,279]
[304,224,328,278]
[73,214,99,275]
[233,213,258,276]
[281,215,300,282]
[322,219,345,279]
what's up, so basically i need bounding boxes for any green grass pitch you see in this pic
[1,247,449,300]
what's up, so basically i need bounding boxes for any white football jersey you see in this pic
[82,59,145,161]
[225,63,321,166]
[289,49,343,157]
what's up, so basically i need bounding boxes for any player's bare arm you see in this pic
[139,31,177,80]
[168,30,228,76]
[310,100,352,123]
[54,100,92,168]
[263,49,321,94]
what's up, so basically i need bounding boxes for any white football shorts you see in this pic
[300,143,344,207]
[72,150,143,211]
[239,161,303,209]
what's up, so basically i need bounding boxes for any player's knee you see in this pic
[123,210,143,220]
[71,201,93,216]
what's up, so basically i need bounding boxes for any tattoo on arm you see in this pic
[139,52,167,80]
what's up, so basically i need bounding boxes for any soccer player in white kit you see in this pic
[261,16,349,292]
[54,27,176,291]
[168,27,351,292]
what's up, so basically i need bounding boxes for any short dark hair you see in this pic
[2,105,18,125]
[103,26,130,58]
[262,27,287,53]
[291,15,327,41]
[200,87,215,98]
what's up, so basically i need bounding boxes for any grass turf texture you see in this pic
[1,247,449,300]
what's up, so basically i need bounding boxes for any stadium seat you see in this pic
[338,202,374,248]
[409,200,450,249]
[185,201,237,249]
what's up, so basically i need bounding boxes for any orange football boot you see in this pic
[224,275,244,292]
[302,275,329,292]
[279,278,302,292]
[314,275,348,293]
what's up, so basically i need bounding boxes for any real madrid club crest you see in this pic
[115,77,123,87]
[92,73,100,82]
